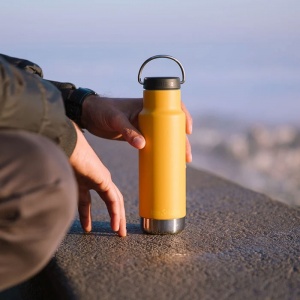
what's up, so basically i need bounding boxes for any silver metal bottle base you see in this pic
[141,217,185,234]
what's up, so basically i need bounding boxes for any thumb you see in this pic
[113,114,146,149]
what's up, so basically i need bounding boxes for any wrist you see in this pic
[65,87,97,128]
[81,94,99,129]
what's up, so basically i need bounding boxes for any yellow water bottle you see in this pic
[138,55,186,234]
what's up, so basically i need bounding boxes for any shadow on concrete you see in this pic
[68,220,143,236]
[0,258,76,300]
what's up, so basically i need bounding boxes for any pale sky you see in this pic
[1,0,300,122]
[2,0,299,44]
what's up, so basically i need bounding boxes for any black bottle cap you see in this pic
[143,77,180,90]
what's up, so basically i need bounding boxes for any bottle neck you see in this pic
[143,90,181,110]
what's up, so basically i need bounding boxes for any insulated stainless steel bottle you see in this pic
[138,55,186,234]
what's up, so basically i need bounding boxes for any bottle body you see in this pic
[139,89,186,234]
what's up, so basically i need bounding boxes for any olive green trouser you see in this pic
[0,130,77,291]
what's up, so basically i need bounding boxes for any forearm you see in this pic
[0,55,77,157]
[0,53,83,126]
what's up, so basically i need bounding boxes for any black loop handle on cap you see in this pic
[138,55,185,85]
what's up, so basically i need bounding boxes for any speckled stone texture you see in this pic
[3,133,300,300]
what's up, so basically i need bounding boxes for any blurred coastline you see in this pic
[190,114,300,206]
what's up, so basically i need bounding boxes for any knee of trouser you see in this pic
[22,132,78,219]
[0,131,78,290]
[0,130,78,204]
[15,131,78,244]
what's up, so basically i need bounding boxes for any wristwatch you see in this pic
[65,87,97,127]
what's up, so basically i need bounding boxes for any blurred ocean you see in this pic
[1,0,299,205]
[1,43,299,206]
[190,116,300,206]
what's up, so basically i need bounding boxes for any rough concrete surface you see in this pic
[2,134,300,300]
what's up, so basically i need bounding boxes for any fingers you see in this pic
[186,136,192,163]
[114,185,127,237]
[78,189,92,233]
[98,182,127,237]
[71,121,127,236]
[181,102,193,162]
[78,174,127,237]
[181,102,193,135]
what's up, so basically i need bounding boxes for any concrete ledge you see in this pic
[3,135,300,300]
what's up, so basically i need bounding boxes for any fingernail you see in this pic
[133,136,145,149]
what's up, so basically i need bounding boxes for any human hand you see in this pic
[81,96,193,162]
[69,122,126,237]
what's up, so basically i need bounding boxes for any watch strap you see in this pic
[65,87,97,127]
